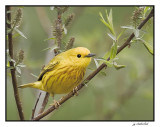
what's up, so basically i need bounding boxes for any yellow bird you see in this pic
[19,47,95,97]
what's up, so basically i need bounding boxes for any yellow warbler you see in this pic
[18,47,95,97]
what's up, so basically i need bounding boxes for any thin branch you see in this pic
[7,6,25,120]
[38,92,49,114]
[32,8,153,121]
[33,7,64,117]
[35,7,53,117]
[31,92,42,119]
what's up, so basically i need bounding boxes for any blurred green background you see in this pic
[7,6,153,120]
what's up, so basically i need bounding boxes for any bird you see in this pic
[18,47,95,100]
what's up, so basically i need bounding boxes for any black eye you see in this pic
[77,54,81,58]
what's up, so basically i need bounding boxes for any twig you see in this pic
[32,8,154,121]
[31,92,42,119]
[38,92,49,114]
[33,7,64,118]
[7,6,25,120]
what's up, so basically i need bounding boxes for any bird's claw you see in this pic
[49,100,60,109]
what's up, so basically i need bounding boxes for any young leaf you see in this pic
[108,9,114,29]
[63,25,67,34]
[107,33,116,41]
[44,37,55,42]
[7,66,15,70]
[143,7,150,18]
[99,11,115,35]
[94,58,99,68]
[50,45,59,52]
[134,29,140,38]
[30,73,38,79]
[100,19,113,34]
[98,51,111,66]
[42,47,51,51]
[110,43,117,60]
[17,64,26,68]
[143,41,153,55]
[113,62,126,70]
[100,71,107,76]
[14,27,27,39]
[16,66,21,74]
[121,25,134,30]
[103,51,111,60]
[105,60,113,67]
[117,29,126,41]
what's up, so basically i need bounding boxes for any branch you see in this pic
[38,92,49,114]
[35,7,53,116]
[32,8,153,121]
[7,6,25,120]
[31,92,41,119]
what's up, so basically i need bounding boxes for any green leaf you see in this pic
[100,71,107,76]
[121,25,134,30]
[105,60,113,67]
[110,42,117,60]
[117,29,126,41]
[7,66,14,70]
[134,29,140,38]
[99,11,115,35]
[107,33,116,41]
[143,41,153,55]
[95,57,113,67]
[144,7,150,16]
[94,58,99,68]
[17,64,26,68]
[13,33,20,38]
[62,25,67,35]
[87,67,94,71]
[16,66,21,74]
[14,27,27,39]
[10,59,16,63]
[44,37,55,42]
[108,9,113,24]
[100,19,113,34]
[30,73,38,79]
[7,10,13,13]
[103,51,111,60]
[98,51,110,65]
[42,47,51,51]
[50,45,59,52]
[113,62,126,70]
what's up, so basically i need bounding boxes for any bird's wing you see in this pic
[37,61,59,81]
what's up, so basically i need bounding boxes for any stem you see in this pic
[33,8,153,121]
[38,92,49,114]
[31,92,42,119]
[7,6,25,120]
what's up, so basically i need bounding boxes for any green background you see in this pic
[7,6,153,120]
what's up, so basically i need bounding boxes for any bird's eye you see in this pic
[77,54,81,58]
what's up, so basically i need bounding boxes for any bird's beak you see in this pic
[85,53,96,57]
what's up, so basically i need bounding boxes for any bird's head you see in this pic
[62,47,95,68]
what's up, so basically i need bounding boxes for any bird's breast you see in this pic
[42,65,86,94]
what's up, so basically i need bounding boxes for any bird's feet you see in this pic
[49,100,60,109]
[73,86,79,96]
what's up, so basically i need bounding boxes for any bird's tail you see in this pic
[18,81,42,90]
[18,83,34,88]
